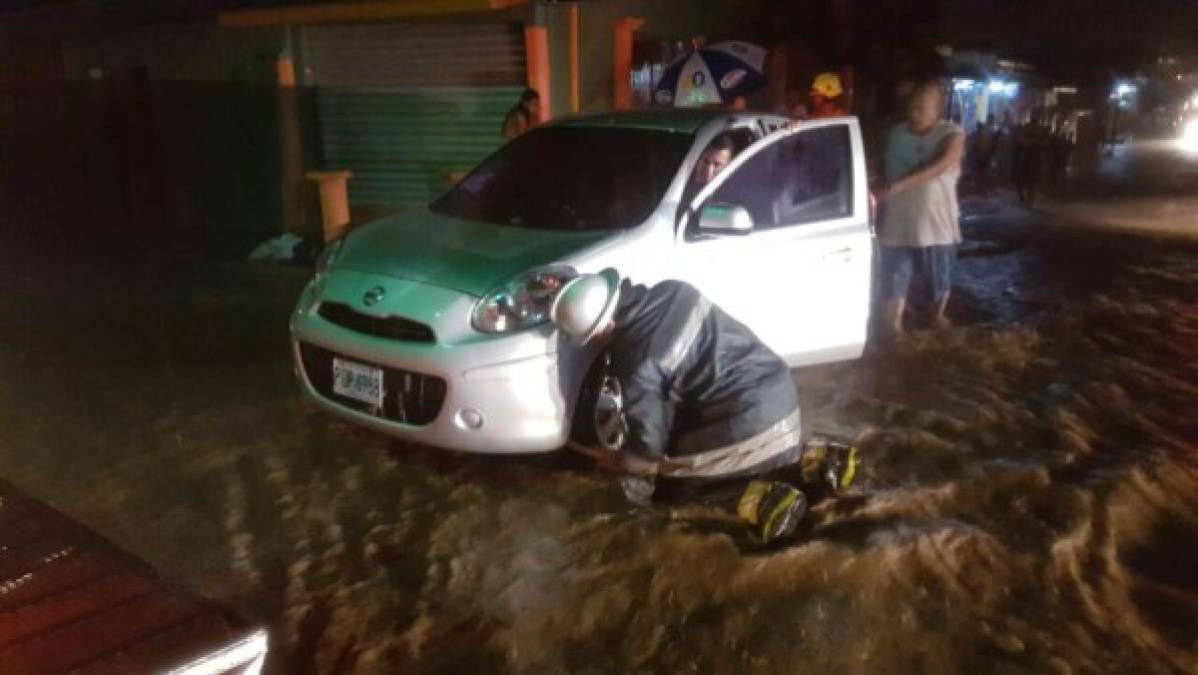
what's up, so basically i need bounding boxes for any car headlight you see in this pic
[472,266,577,334]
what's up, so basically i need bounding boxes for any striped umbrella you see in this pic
[653,41,767,107]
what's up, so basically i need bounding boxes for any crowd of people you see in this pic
[966,112,1077,204]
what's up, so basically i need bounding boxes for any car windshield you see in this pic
[431,126,694,232]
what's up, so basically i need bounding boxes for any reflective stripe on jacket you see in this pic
[609,280,802,479]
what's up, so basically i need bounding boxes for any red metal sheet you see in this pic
[0,481,266,674]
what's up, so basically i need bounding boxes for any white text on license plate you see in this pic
[332,357,384,408]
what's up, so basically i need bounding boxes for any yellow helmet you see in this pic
[811,72,843,98]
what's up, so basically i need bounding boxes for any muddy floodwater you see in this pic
[2,196,1197,671]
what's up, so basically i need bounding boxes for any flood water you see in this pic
[1,150,1196,673]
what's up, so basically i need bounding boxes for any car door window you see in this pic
[699,125,853,232]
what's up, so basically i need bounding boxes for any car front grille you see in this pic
[317,302,436,343]
[298,342,447,426]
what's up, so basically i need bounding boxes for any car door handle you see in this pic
[821,247,855,262]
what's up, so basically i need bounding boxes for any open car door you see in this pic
[675,117,873,366]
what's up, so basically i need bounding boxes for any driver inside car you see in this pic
[552,269,862,545]
[679,133,738,208]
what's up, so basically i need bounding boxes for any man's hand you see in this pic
[591,450,625,474]
[885,179,908,199]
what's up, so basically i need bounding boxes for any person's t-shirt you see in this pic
[880,120,963,247]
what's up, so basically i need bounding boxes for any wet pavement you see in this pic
[1,141,1197,673]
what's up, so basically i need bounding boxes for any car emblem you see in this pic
[362,286,385,306]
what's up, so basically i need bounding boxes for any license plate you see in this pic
[332,357,384,408]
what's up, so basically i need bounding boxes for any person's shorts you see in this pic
[879,244,957,302]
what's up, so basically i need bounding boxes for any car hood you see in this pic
[335,211,615,296]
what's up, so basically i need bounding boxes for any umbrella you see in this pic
[653,41,767,107]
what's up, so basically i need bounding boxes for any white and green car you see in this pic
[290,109,873,453]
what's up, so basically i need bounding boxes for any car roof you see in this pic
[551,109,745,134]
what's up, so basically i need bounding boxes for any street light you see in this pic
[987,80,1019,97]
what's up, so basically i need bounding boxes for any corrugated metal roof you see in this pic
[0,481,266,674]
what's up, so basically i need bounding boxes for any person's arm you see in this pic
[501,110,523,141]
[887,130,965,197]
[615,371,674,476]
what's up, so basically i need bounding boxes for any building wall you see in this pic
[57,24,291,241]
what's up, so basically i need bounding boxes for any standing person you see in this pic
[552,271,861,544]
[501,89,540,141]
[1011,114,1045,204]
[878,79,965,337]
[968,119,996,185]
[978,115,998,182]
[809,72,848,118]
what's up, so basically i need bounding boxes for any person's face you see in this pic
[693,147,732,186]
[525,97,541,116]
[908,86,942,131]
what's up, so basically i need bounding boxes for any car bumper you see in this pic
[291,340,582,453]
[289,274,589,454]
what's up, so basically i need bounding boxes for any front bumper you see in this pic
[289,271,589,453]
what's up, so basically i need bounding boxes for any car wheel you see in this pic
[571,356,627,452]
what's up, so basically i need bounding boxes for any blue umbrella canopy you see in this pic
[653,41,767,107]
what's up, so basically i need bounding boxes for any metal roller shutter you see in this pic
[302,22,526,209]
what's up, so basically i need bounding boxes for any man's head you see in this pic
[692,133,736,188]
[907,79,944,133]
[520,88,541,117]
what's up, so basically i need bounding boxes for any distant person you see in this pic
[969,119,997,183]
[809,72,848,118]
[501,89,540,141]
[1048,129,1074,183]
[879,79,965,337]
[1011,115,1047,204]
[781,87,809,120]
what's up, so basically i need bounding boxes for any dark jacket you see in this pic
[609,280,801,479]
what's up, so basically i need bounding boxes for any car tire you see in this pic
[570,355,627,452]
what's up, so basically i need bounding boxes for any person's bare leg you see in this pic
[883,297,906,338]
[931,293,951,329]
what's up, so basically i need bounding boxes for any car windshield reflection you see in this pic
[431,126,693,232]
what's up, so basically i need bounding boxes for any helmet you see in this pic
[550,268,621,344]
[811,72,843,98]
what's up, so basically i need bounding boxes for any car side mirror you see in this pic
[697,203,754,236]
